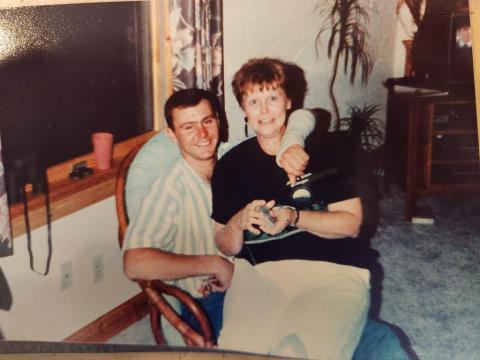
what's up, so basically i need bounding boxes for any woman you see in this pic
[211,58,372,359]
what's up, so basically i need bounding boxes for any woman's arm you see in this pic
[214,199,271,256]
[261,198,363,239]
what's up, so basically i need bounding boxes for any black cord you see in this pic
[21,185,52,276]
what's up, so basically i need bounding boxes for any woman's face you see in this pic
[242,83,291,141]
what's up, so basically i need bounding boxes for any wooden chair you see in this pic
[115,143,214,347]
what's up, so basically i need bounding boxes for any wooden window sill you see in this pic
[9,131,156,239]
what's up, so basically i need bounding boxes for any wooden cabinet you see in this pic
[384,78,480,219]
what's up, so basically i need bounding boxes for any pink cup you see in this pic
[92,132,114,169]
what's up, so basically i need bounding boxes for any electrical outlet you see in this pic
[93,254,104,284]
[60,260,73,291]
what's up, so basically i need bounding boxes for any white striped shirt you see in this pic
[123,158,219,297]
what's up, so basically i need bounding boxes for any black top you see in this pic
[211,134,376,268]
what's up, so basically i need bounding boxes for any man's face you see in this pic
[459,26,471,43]
[242,84,291,140]
[166,99,220,163]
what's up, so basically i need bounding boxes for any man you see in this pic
[122,88,315,345]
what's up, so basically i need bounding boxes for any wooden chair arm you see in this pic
[138,280,214,347]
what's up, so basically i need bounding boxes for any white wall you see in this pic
[223,0,399,140]
[0,197,140,341]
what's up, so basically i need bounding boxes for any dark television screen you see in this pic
[447,12,475,85]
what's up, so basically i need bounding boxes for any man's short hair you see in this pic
[231,58,296,108]
[164,88,219,129]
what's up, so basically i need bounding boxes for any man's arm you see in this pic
[220,109,316,185]
[124,248,233,291]
[277,109,316,183]
[124,168,234,292]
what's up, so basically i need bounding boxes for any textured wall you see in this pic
[223,0,399,140]
[0,198,140,341]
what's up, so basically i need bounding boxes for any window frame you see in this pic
[3,0,173,238]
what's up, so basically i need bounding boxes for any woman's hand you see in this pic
[259,204,297,235]
[215,200,272,257]
[241,199,269,234]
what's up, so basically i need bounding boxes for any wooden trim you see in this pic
[163,0,174,100]
[471,1,480,161]
[9,131,156,239]
[63,291,150,343]
[151,0,163,131]
[0,0,144,8]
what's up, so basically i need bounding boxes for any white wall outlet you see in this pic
[60,260,73,291]
[92,254,104,284]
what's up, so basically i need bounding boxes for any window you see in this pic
[0,1,153,170]
[0,0,169,238]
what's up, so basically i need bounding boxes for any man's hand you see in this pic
[278,144,309,185]
[209,256,234,292]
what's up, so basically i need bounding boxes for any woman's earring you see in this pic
[244,117,248,137]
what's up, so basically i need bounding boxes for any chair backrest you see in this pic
[115,143,145,249]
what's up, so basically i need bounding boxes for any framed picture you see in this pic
[447,12,475,85]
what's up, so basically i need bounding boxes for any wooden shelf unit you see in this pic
[384,79,480,219]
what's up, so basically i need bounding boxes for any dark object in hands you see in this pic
[259,205,276,228]
[286,168,338,208]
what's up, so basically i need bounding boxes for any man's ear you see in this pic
[287,98,292,110]
[165,127,178,143]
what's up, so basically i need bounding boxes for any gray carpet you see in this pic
[109,186,480,360]
[370,187,480,360]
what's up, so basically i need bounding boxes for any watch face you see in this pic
[291,186,312,206]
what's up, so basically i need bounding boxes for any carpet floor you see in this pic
[370,186,480,360]
[109,186,480,360]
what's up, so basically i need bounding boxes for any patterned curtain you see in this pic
[169,0,224,107]
[0,139,13,258]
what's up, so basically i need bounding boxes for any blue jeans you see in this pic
[180,291,225,343]
[353,318,410,360]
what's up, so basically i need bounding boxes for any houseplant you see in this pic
[315,0,385,213]
[339,103,383,153]
[315,0,374,131]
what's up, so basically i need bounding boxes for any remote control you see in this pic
[259,205,276,228]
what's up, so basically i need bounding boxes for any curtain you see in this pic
[169,0,224,107]
[0,139,13,258]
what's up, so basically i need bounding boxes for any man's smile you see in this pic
[196,140,213,146]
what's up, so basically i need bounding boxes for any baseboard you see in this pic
[63,291,150,343]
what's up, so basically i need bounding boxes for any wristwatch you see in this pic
[276,205,300,227]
